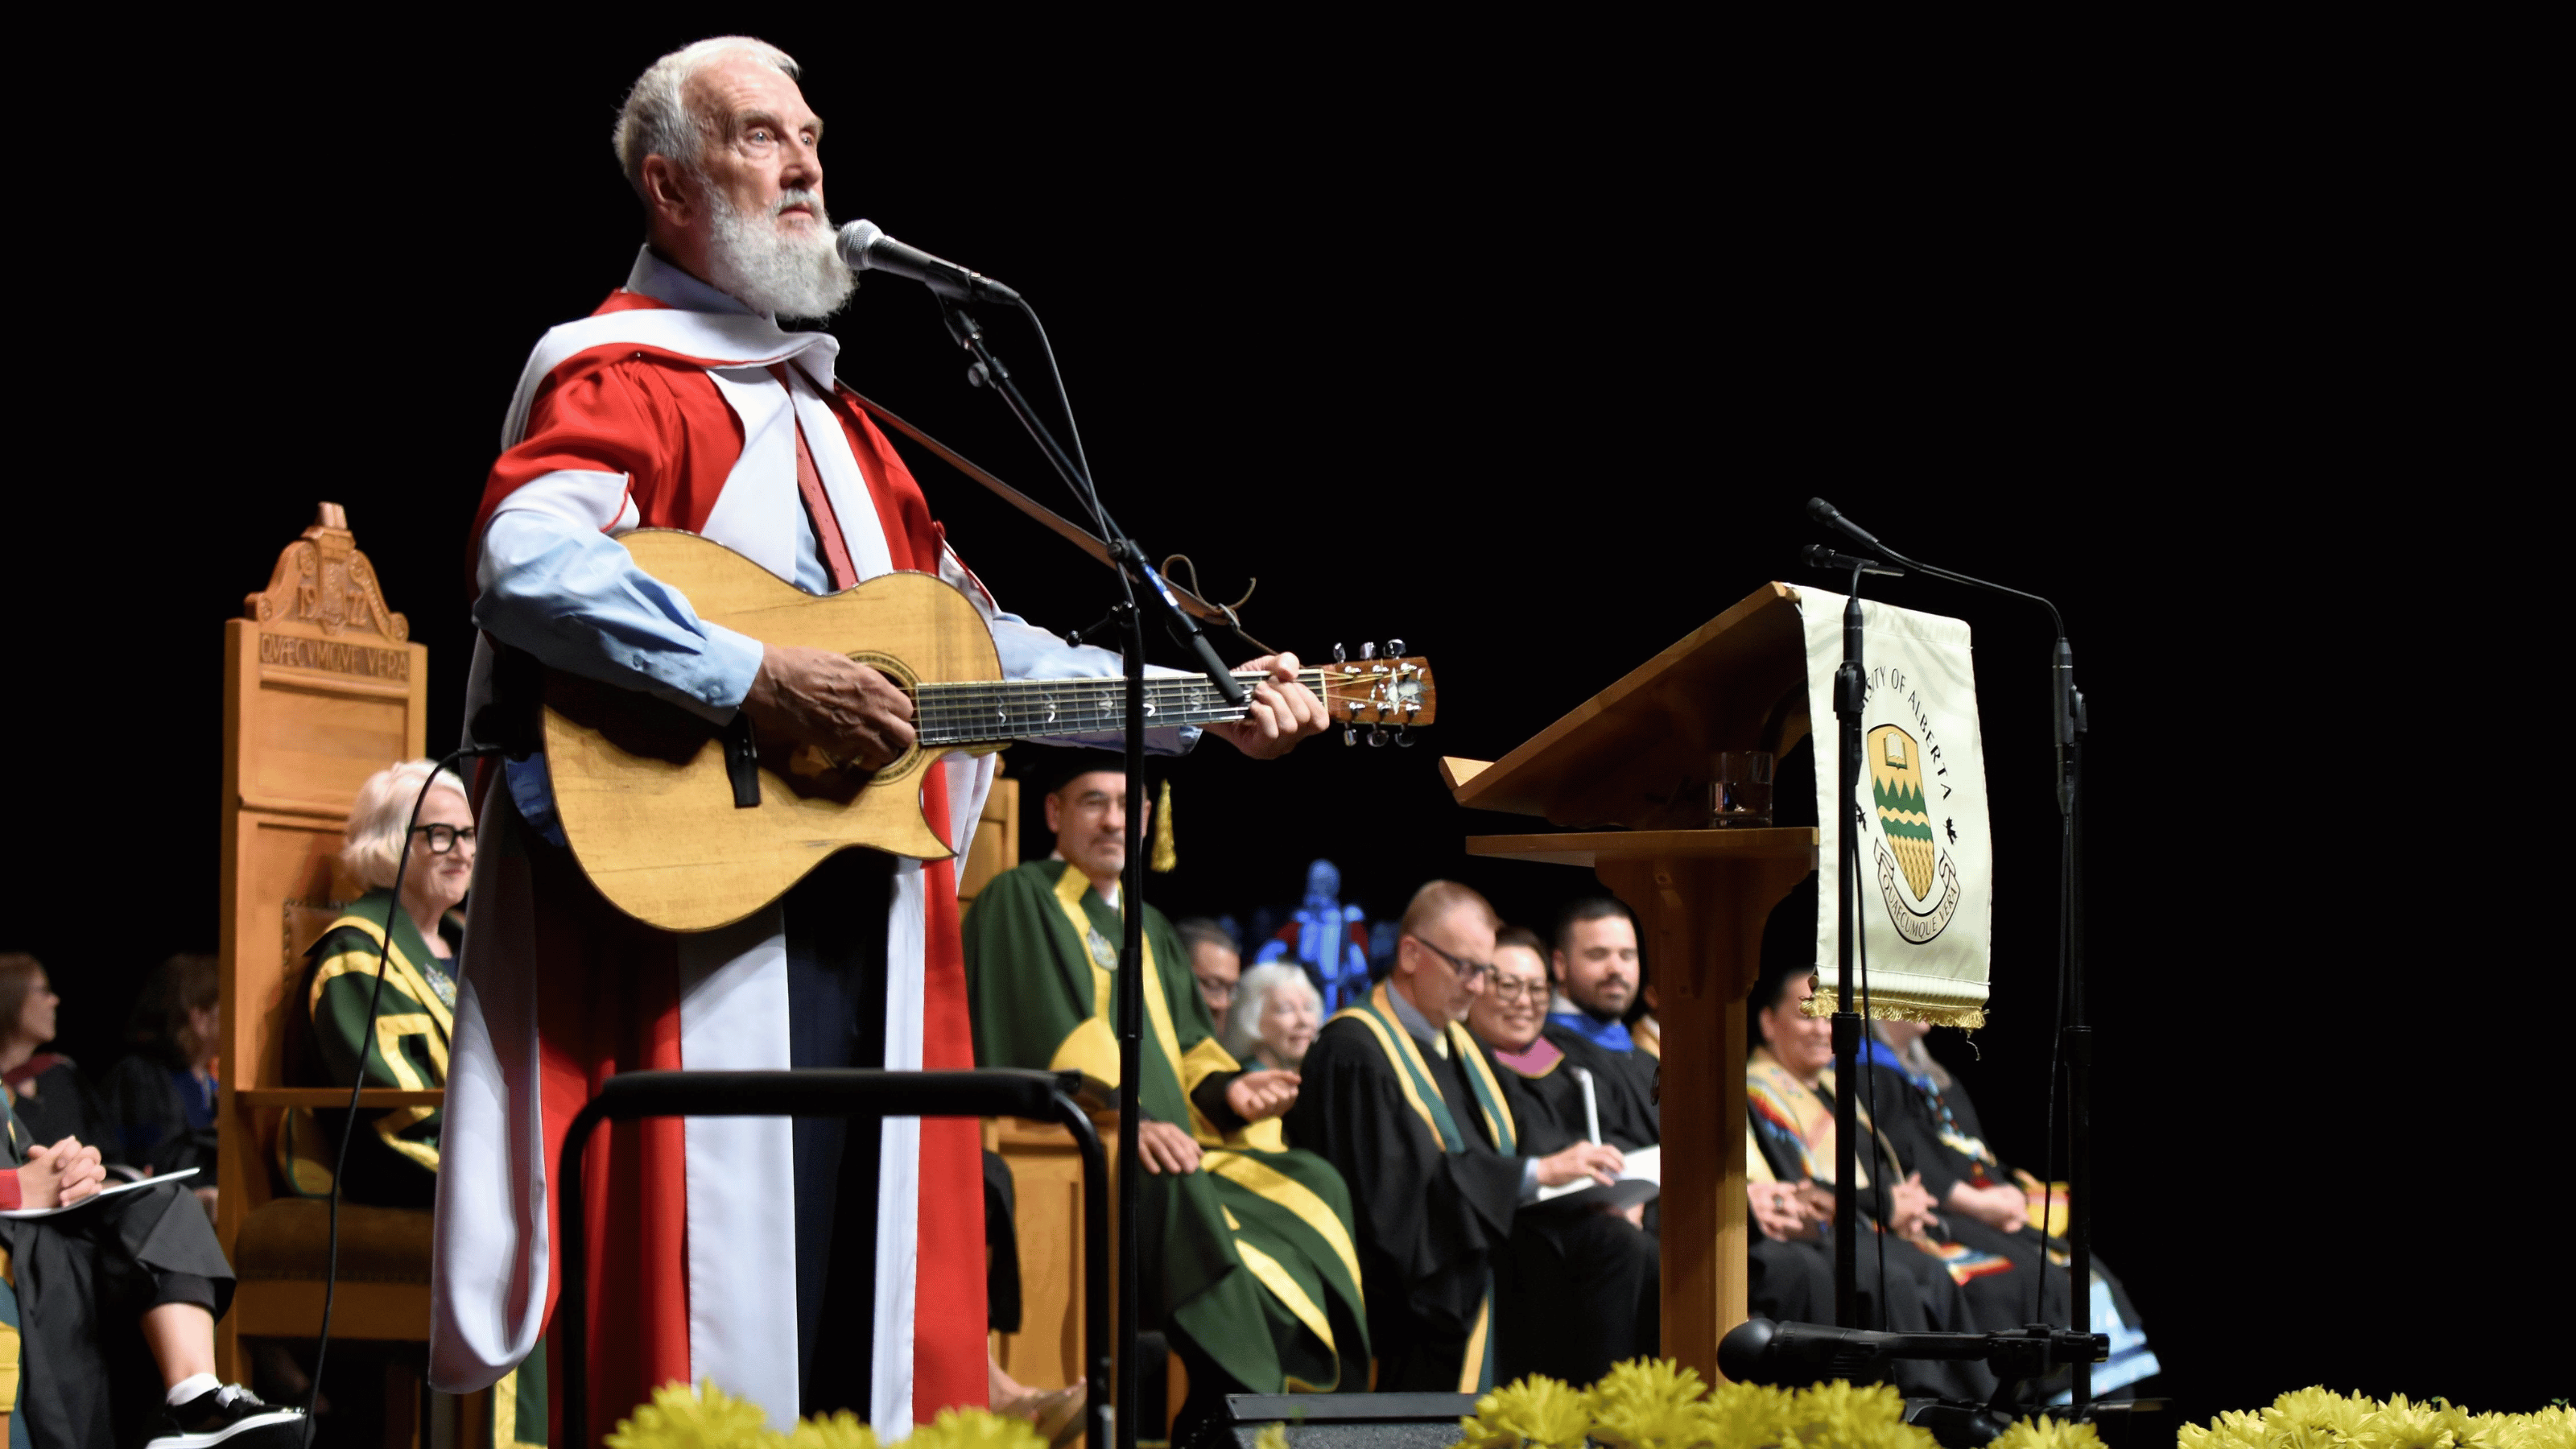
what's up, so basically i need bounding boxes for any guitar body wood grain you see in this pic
[541,530,1003,933]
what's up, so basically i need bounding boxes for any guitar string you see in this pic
[907,677,1411,716]
[910,669,1414,713]
[906,668,1423,745]
[908,675,1399,718]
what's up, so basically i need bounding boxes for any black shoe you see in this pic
[148,1385,307,1449]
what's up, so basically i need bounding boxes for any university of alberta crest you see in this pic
[1869,724,1963,943]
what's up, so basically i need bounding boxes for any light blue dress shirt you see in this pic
[477,248,1195,840]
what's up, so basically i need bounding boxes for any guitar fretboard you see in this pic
[914,671,1331,747]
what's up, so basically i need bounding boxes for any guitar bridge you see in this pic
[722,714,762,808]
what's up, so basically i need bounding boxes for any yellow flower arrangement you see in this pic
[610,1368,2575,1449]
[608,1382,782,1449]
[1589,1357,1717,1448]
[2178,1387,2575,1449]
[780,1410,880,1449]
[1700,1381,1800,1449]
[605,1383,1044,1449]
[1982,1414,2103,1449]
[1458,1373,1598,1448]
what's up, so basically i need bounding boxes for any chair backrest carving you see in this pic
[217,503,431,1279]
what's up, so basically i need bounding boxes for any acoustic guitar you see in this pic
[542,530,1437,932]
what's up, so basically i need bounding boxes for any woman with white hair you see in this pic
[1220,964,1324,1071]
[287,759,475,1211]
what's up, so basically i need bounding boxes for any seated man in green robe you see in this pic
[963,758,1368,1423]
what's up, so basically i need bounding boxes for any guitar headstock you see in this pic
[1314,651,1436,746]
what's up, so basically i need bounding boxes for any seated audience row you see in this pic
[1743,877,2158,1396]
[0,956,303,1447]
[2,953,221,1198]
[1141,867,2156,1403]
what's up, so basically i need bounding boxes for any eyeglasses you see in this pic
[1195,976,1236,1005]
[1408,935,1495,987]
[1485,980,1546,1005]
[410,824,477,855]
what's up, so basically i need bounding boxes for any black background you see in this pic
[5,19,2551,1423]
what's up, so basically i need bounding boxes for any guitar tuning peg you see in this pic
[1341,724,1358,747]
[1331,642,1347,663]
[1360,642,1377,660]
[1385,638,1405,656]
[1393,725,1415,748]
[1367,724,1388,747]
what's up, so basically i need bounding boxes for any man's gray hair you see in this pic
[613,36,801,197]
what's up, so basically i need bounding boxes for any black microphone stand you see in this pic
[1830,564,1867,1330]
[1810,502,2092,1408]
[939,299,1244,1449]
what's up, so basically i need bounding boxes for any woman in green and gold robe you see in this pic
[964,845,1368,1412]
[292,760,546,1447]
[289,886,457,1210]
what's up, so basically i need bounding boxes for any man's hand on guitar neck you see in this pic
[742,644,918,770]
[1204,653,1330,760]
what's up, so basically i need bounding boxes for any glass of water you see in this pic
[1711,749,1776,828]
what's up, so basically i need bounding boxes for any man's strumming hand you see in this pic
[1205,654,1329,761]
[21,1137,106,1209]
[1534,1141,1625,1189]
[1135,1121,1203,1175]
[742,644,917,770]
[1226,1070,1300,1122]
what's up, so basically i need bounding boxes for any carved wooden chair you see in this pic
[217,505,451,1445]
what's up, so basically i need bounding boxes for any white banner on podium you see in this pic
[1795,588,1994,1026]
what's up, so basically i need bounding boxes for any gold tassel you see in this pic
[1150,779,1177,873]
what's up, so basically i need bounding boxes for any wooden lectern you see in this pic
[1441,583,1819,1381]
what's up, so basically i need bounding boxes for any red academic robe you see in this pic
[432,279,989,1439]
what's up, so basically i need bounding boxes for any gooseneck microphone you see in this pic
[837,219,1023,307]
[1802,543,1905,578]
[1806,496,1884,551]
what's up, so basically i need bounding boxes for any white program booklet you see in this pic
[1533,1144,1660,1211]
[3,1166,200,1219]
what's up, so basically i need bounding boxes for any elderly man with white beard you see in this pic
[432,35,1329,1443]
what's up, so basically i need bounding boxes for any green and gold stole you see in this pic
[1328,980,1516,1390]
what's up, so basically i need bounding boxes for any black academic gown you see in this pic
[1858,1059,2149,1364]
[1743,1085,1998,1402]
[2,1096,237,1449]
[1518,1026,1857,1374]
[1283,1013,1523,1391]
[1484,1030,1661,1387]
[1522,1026,1660,1153]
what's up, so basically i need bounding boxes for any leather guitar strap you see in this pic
[824,382,1246,634]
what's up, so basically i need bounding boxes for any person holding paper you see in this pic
[1458,926,1662,1386]
[1,1096,303,1448]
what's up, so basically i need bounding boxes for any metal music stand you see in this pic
[554,1068,1110,1449]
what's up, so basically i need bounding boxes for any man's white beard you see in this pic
[705,187,857,321]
